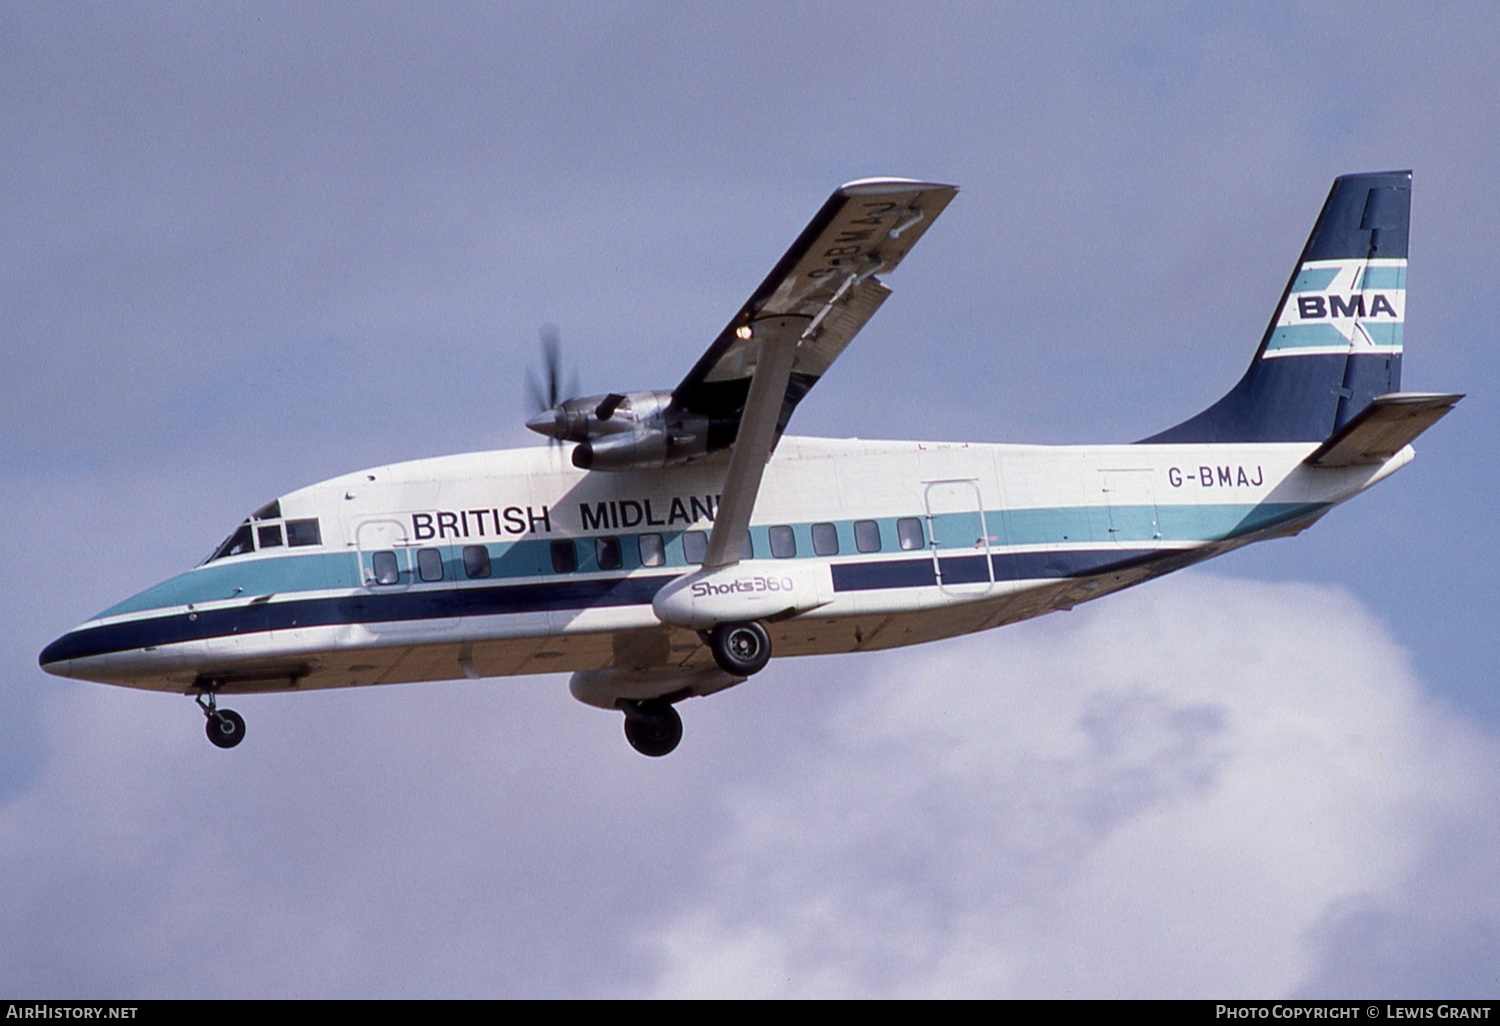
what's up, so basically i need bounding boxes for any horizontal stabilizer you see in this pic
[1303,392,1462,467]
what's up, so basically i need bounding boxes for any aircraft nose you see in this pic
[38,631,79,678]
[526,408,566,439]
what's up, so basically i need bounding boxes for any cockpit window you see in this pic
[286,519,322,547]
[203,507,320,564]
[209,522,256,562]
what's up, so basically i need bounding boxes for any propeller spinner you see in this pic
[523,325,705,470]
[524,325,579,443]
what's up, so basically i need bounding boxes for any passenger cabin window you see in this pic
[551,539,578,573]
[417,547,444,582]
[638,533,665,567]
[769,525,796,559]
[812,522,839,556]
[257,524,284,549]
[595,536,623,571]
[286,518,322,547]
[897,517,925,551]
[463,545,491,579]
[854,520,882,553]
[680,530,749,563]
[372,550,400,585]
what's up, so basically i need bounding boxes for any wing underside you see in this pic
[1303,391,1462,467]
[684,179,957,567]
[671,178,958,446]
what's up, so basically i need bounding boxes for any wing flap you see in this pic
[680,178,957,571]
[673,179,957,424]
[1303,392,1463,467]
[793,276,892,379]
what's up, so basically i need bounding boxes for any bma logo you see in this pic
[1296,293,1399,319]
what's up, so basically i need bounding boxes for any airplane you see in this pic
[39,172,1461,757]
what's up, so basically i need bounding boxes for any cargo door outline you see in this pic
[1097,468,1161,547]
[923,479,995,596]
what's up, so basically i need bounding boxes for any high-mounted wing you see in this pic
[692,179,957,567]
[671,178,958,449]
[523,179,955,489]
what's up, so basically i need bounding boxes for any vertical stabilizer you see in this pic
[1145,171,1409,443]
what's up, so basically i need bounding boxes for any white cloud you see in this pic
[639,574,1500,998]
[5,573,1495,998]
[0,677,710,997]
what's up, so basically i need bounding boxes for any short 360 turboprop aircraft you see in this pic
[41,173,1460,756]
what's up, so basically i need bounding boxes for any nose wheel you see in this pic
[196,690,246,749]
[619,699,682,757]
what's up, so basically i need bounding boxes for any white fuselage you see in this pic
[41,435,1406,698]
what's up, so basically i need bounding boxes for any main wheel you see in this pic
[622,700,682,757]
[206,708,246,749]
[710,621,771,677]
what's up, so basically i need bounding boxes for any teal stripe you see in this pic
[1356,266,1406,290]
[1291,268,1339,292]
[99,502,1323,619]
[98,552,345,617]
[1005,502,1315,546]
[1358,321,1404,346]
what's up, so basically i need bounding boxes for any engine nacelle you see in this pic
[527,389,711,471]
[651,561,834,630]
[571,423,708,471]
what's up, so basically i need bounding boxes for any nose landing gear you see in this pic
[195,689,246,749]
[619,699,682,757]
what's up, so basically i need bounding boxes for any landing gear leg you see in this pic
[619,699,682,757]
[196,688,246,750]
[709,621,772,677]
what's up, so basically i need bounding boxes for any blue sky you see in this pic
[3,2,1497,997]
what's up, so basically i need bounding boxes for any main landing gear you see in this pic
[196,689,246,749]
[708,621,771,677]
[613,622,772,758]
[619,699,682,757]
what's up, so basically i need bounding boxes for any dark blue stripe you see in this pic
[40,573,680,665]
[40,546,1183,664]
[939,554,991,585]
[831,559,937,591]
[1000,548,1161,579]
[828,547,1167,592]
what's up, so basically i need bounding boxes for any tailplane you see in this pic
[1146,171,1410,443]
